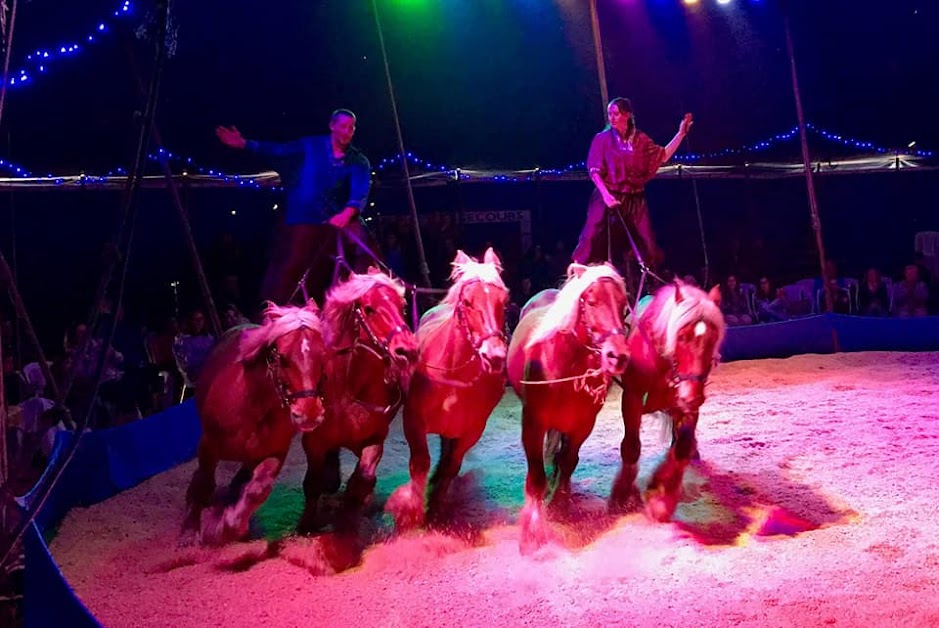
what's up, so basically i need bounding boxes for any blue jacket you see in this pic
[246,135,371,225]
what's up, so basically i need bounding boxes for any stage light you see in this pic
[682,0,699,4]
[717,0,732,5]
[908,141,916,148]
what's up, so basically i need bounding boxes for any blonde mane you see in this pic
[526,263,625,349]
[239,300,322,360]
[418,252,507,343]
[322,270,406,345]
[638,282,726,358]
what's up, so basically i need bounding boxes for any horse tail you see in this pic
[544,429,566,480]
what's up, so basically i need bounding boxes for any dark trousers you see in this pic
[572,189,662,268]
[260,219,382,309]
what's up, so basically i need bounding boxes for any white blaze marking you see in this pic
[299,337,314,393]
[694,321,707,337]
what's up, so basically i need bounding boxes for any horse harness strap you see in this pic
[266,342,324,409]
[423,283,506,385]
[635,321,712,388]
[577,295,628,354]
[456,283,507,351]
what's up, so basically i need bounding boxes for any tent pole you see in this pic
[121,34,222,337]
[0,0,18,133]
[783,8,836,324]
[588,0,610,117]
[371,0,432,291]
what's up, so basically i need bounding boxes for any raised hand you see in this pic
[679,113,693,136]
[215,125,246,150]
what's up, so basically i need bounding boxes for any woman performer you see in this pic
[572,97,692,270]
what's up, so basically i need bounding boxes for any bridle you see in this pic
[578,278,629,357]
[334,296,412,414]
[265,335,325,410]
[635,320,718,390]
[422,281,508,386]
[345,301,410,372]
[455,282,507,355]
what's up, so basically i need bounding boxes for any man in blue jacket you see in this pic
[216,109,377,307]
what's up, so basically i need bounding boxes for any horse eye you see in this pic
[364,306,375,315]
[462,299,472,308]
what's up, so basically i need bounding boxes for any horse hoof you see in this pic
[518,503,549,556]
[644,490,678,523]
[200,507,246,546]
[385,485,425,531]
[297,515,325,537]
[178,527,200,548]
[608,493,642,515]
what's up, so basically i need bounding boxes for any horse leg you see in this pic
[427,436,473,525]
[298,436,328,535]
[645,410,697,522]
[228,465,252,502]
[519,410,550,555]
[552,430,589,506]
[545,429,566,486]
[323,449,342,494]
[202,456,283,546]
[610,391,643,512]
[181,439,217,544]
[345,441,384,511]
[386,405,431,530]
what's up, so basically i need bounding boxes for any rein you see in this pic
[331,299,410,416]
[518,281,628,404]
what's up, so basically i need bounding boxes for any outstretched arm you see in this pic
[663,114,693,162]
[215,125,306,157]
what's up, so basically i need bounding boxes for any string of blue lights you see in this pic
[0,123,933,185]
[10,1,133,89]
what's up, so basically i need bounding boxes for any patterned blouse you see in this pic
[587,128,667,194]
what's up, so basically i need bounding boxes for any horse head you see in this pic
[570,263,630,376]
[325,267,418,382]
[451,248,510,374]
[662,282,725,413]
[246,300,327,431]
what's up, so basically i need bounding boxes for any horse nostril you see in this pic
[395,346,417,361]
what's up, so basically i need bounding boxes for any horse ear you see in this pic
[367,265,381,275]
[567,263,588,279]
[708,284,722,306]
[304,298,321,313]
[453,249,473,265]
[483,247,502,271]
[674,280,685,304]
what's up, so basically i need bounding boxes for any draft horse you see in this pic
[610,280,725,522]
[386,248,509,529]
[298,268,418,533]
[507,263,630,554]
[184,300,326,545]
